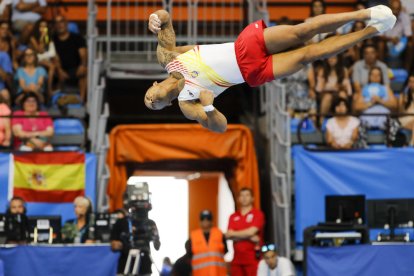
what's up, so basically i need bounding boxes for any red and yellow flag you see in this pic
[13,152,85,203]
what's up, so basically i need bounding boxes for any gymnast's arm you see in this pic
[149,10,195,65]
[179,91,228,133]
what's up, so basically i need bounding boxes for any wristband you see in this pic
[203,105,215,112]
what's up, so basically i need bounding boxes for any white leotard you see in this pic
[165,43,244,101]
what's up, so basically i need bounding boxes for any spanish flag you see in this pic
[13,152,85,203]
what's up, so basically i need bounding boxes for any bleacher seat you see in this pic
[51,119,85,148]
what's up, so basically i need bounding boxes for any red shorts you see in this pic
[234,20,274,87]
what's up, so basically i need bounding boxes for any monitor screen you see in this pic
[28,216,62,243]
[367,198,414,228]
[325,195,366,224]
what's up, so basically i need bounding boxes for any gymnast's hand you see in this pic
[199,90,215,106]
[148,13,161,34]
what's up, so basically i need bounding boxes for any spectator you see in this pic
[11,0,46,33]
[306,0,327,43]
[381,0,412,70]
[62,196,94,244]
[189,210,227,276]
[53,15,87,102]
[344,21,366,68]
[352,44,390,95]
[30,19,57,98]
[0,93,10,148]
[5,196,29,244]
[0,0,11,22]
[161,257,173,276]
[15,47,47,104]
[285,65,317,116]
[354,66,397,128]
[11,92,53,151]
[0,21,18,71]
[171,240,192,276]
[110,206,160,275]
[315,53,352,115]
[257,243,295,276]
[226,187,265,276]
[326,97,360,149]
[399,74,414,146]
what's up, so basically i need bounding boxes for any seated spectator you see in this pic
[11,0,46,33]
[352,44,390,95]
[0,94,10,148]
[315,53,352,115]
[353,67,397,128]
[11,92,53,151]
[0,0,11,22]
[30,19,57,99]
[0,20,18,71]
[62,196,94,244]
[306,0,327,44]
[15,47,47,104]
[399,74,414,145]
[5,196,29,244]
[344,21,366,68]
[380,0,412,70]
[326,98,360,149]
[284,65,316,116]
[53,15,87,102]
[257,243,295,276]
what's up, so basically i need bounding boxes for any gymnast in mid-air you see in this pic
[144,5,396,133]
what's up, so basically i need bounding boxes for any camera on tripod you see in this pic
[123,177,161,275]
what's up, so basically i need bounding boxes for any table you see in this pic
[307,244,414,276]
[0,244,119,276]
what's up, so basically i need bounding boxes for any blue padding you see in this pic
[0,259,3,276]
[307,245,414,276]
[68,22,80,34]
[53,119,84,135]
[54,146,82,151]
[291,118,317,133]
[294,146,414,243]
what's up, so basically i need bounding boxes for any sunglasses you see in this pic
[261,244,277,253]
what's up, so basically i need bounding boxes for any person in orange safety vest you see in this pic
[189,210,228,276]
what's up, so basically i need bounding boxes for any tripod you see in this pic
[124,249,141,276]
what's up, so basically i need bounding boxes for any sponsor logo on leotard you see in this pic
[255,23,259,28]
[190,71,199,78]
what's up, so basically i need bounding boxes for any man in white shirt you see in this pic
[11,0,47,32]
[257,243,295,276]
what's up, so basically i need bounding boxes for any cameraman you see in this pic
[110,208,161,275]
[5,196,29,244]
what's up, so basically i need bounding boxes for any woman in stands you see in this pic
[15,47,47,105]
[0,93,10,148]
[399,74,414,146]
[62,196,94,244]
[30,19,57,100]
[11,92,53,151]
[315,52,352,115]
[326,97,360,149]
[353,66,397,129]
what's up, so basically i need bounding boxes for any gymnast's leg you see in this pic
[271,26,379,79]
[263,5,390,55]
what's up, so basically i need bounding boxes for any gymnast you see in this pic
[144,6,396,133]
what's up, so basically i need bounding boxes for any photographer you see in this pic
[5,196,29,244]
[110,204,160,275]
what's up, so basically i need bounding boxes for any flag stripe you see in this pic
[14,188,84,203]
[14,152,85,165]
[14,162,85,191]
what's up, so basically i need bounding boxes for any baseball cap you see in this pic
[200,210,213,221]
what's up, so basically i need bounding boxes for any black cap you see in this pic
[200,210,213,221]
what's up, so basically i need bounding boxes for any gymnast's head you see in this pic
[144,81,173,110]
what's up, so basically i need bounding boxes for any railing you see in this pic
[98,0,263,78]
[264,80,292,258]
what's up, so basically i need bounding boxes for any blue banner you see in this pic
[294,146,414,243]
[0,153,96,224]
